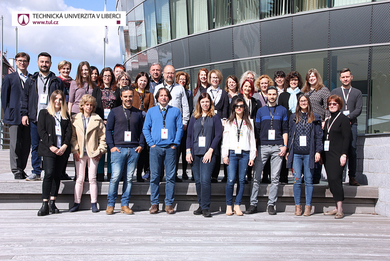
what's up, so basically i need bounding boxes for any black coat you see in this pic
[230,94,261,119]
[92,87,121,120]
[278,91,303,119]
[37,109,72,158]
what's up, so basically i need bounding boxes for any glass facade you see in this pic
[118,0,390,134]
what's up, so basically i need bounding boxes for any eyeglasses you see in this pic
[234,104,245,109]
[121,78,130,82]
[328,102,339,107]
[103,75,112,78]
[16,59,28,63]
[299,100,308,103]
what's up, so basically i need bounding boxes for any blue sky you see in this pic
[1,0,121,79]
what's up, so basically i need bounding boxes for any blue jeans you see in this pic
[107,147,140,207]
[226,150,249,206]
[292,154,314,206]
[191,154,215,210]
[30,121,41,175]
[149,146,177,206]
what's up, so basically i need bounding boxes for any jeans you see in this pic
[149,146,176,206]
[42,155,68,199]
[226,150,249,206]
[107,147,140,207]
[250,145,283,206]
[292,154,314,206]
[30,121,41,175]
[74,155,99,204]
[191,154,215,210]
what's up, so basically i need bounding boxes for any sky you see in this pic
[1,0,122,79]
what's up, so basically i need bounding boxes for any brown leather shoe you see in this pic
[150,204,159,214]
[303,205,311,216]
[349,177,360,186]
[121,206,133,215]
[106,206,114,215]
[295,205,302,216]
[165,205,175,214]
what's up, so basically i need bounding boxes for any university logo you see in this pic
[18,14,30,26]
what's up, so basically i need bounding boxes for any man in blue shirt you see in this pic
[105,86,145,215]
[1,52,31,179]
[246,86,288,215]
[143,88,183,214]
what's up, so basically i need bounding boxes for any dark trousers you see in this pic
[136,144,150,180]
[9,124,30,175]
[42,155,68,199]
[347,124,357,178]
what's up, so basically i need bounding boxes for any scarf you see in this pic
[287,87,301,113]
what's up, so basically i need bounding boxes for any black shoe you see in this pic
[175,176,183,182]
[182,172,189,180]
[137,179,144,182]
[193,207,202,215]
[221,177,227,183]
[60,173,72,180]
[202,209,212,217]
[244,179,249,184]
[37,201,49,216]
[49,200,60,214]
[268,205,276,215]
[211,177,218,183]
[14,172,25,180]
[262,179,271,184]
[91,203,99,213]
[313,179,320,184]
[69,203,80,212]
[245,205,257,214]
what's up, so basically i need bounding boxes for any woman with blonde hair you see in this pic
[58,60,72,102]
[37,90,72,216]
[186,92,222,217]
[69,95,106,213]
[254,75,274,107]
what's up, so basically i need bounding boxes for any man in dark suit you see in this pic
[1,52,31,179]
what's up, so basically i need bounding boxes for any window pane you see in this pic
[333,0,370,7]
[127,11,138,56]
[156,0,171,44]
[188,0,208,34]
[261,0,293,19]
[330,47,369,134]
[293,0,329,13]
[234,59,261,85]
[232,0,259,24]
[144,0,157,48]
[295,51,328,88]
[369,45,390,134]
[135,5,146,52]
[170,0,188,39]
[261,55,291,79]
[209,0,232,29]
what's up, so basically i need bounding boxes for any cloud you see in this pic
[1,0,121,71]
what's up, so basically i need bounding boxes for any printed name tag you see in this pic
[343,110,350,116]
[324,140,330,151]
[199,136,206,147]
[104,109,111,120]
[40,94,48,105]
[161,128,168,139]
[268,130,275,140]
[55,126,61,136]
[124,131,131,142]
[300,136,307,147]
[235,147,241,154]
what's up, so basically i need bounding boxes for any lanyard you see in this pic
[39,75,50,93]
[326,112,341,140]
[235,117,244,143]
[122,107,132,131]
[341,87,352,110]
[200,116,206,136]
[104,88,111,100]
[54,114,61,124]
[159,106,169,128]
[267,105,276,129]
[84,84,90,94]
[136,90,145,111]
[163,82,175,93]
[209,88,221,103]
[260,92,267,105]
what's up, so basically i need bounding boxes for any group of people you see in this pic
[1,51,362,219]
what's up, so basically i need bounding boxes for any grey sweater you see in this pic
[331,86,362,125]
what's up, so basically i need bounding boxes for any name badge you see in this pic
[161,128,168,139]
[268,130,275,140]
[214,110,218,115]
[343,110,350,116]
[104,109,111,120]
[55,126,61,136]
[300,136,307,147]
[235,146,241,154]
[324,140,330,151]
[124,131,131,142]
[199,136,206,147]
[40,94,48,105]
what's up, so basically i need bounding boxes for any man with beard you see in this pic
[21,52,64,181]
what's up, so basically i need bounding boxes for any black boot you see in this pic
[49,200,60,214]
[37,201,49,216]
[69,203,80,212]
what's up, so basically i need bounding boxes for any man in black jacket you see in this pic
[21,52,64,181]
[1,52,31,179]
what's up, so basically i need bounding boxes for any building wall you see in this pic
[357,135,390,217]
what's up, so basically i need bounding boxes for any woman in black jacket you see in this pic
[37,90,72,216]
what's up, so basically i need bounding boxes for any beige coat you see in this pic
[71,113,107,158]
